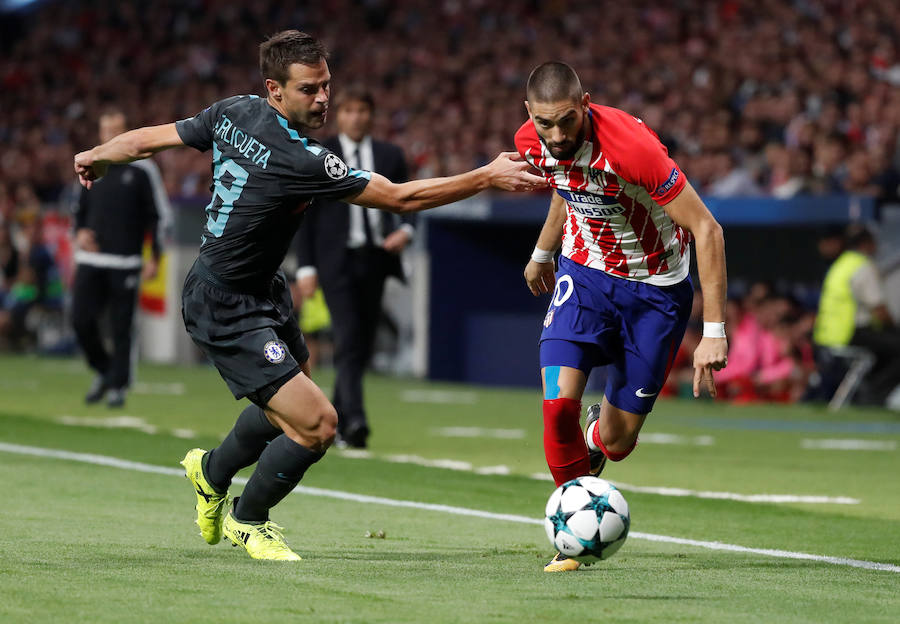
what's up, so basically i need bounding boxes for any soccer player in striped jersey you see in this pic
[515,62,729,572]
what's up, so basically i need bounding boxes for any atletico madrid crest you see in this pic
[543,309,555,328]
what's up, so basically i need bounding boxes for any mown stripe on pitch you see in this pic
[0,441,896,574]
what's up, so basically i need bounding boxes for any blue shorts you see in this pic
[540,256,693,415]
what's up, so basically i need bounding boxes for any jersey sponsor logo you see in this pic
[324,153,348,179]
[263,340,287,364]
[635,388,657,398]
[655,167,679,196]
[556,189,625,218]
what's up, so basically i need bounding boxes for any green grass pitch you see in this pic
[0,354,898,623]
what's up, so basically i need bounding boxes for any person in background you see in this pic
[70,108,169,407]
[814,225,900,406]
[0,214,61,350]
[0,222,18,301]
[295,86,412,449]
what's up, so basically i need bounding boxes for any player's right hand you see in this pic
[692,336,728,398]
[74,149,107,189]
[487,152,548,192]
[524,259,556,296]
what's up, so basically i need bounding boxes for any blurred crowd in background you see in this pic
[2,0,900,202]
[0,0,898,406]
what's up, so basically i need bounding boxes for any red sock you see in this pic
[543,398,590,486]
[589,422,637,461]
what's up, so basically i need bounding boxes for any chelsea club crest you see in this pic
[263,340,286,364]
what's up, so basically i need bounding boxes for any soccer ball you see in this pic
[544,476,630,562]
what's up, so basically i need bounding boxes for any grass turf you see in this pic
[0,355,898,622]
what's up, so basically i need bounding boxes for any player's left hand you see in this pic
[692,336,728,398]
[486,152,548,192]
[382,229,411,254]
[524,259,556,296]
[74,149,107,189]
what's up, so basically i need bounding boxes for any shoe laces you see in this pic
[259,521,288,544]
[202,493,229,519]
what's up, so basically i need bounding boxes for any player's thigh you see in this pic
[540,339,605,400]
[542,365,586,400]
[606,281,693,415]
[265,371,337,447]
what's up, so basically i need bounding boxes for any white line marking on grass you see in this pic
[334,449,860,505]
[0,442,893,573]
[56,415,158,434]
[55,415,197,440]
[801,439,897,451]
[385,454,474,471]
[639,433,715,446]
[400,389,478,404]
[132,382,186,396]
[528,472,859,505]
[475,465,511,475]
[432,427,526,439]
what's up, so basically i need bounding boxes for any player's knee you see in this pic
[602,434,638,459]
[305,403,338,452]
[594,420,640,460]
[318,404,338,446]
[277,402,337,452]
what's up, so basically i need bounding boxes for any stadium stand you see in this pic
[0,0,898,406]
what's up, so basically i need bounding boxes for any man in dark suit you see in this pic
[295,86,412,448]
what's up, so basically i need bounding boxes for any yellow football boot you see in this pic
[222,508,302,561]
[544,552,582,572]
[180,448,230,545]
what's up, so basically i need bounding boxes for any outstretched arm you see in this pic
[524,192,566,296]
[343,152,546,214]
[74,124,184,189]
[663,181,728,398]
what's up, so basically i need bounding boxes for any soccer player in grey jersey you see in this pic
[74,30,546,561]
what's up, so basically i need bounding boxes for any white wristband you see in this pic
[703,322,726,338]
[531,247,555,263]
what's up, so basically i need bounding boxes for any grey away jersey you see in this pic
[176,95,371,285]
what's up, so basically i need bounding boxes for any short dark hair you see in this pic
[526,62,583,103]
[845,224,875,249]
[335,84,375,112]
[259,30,329,84]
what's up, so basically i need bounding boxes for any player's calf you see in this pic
[584,401,640,467]
[543,397,591,486]
[233,433,325,523]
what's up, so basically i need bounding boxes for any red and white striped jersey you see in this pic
[515,104,691,286]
